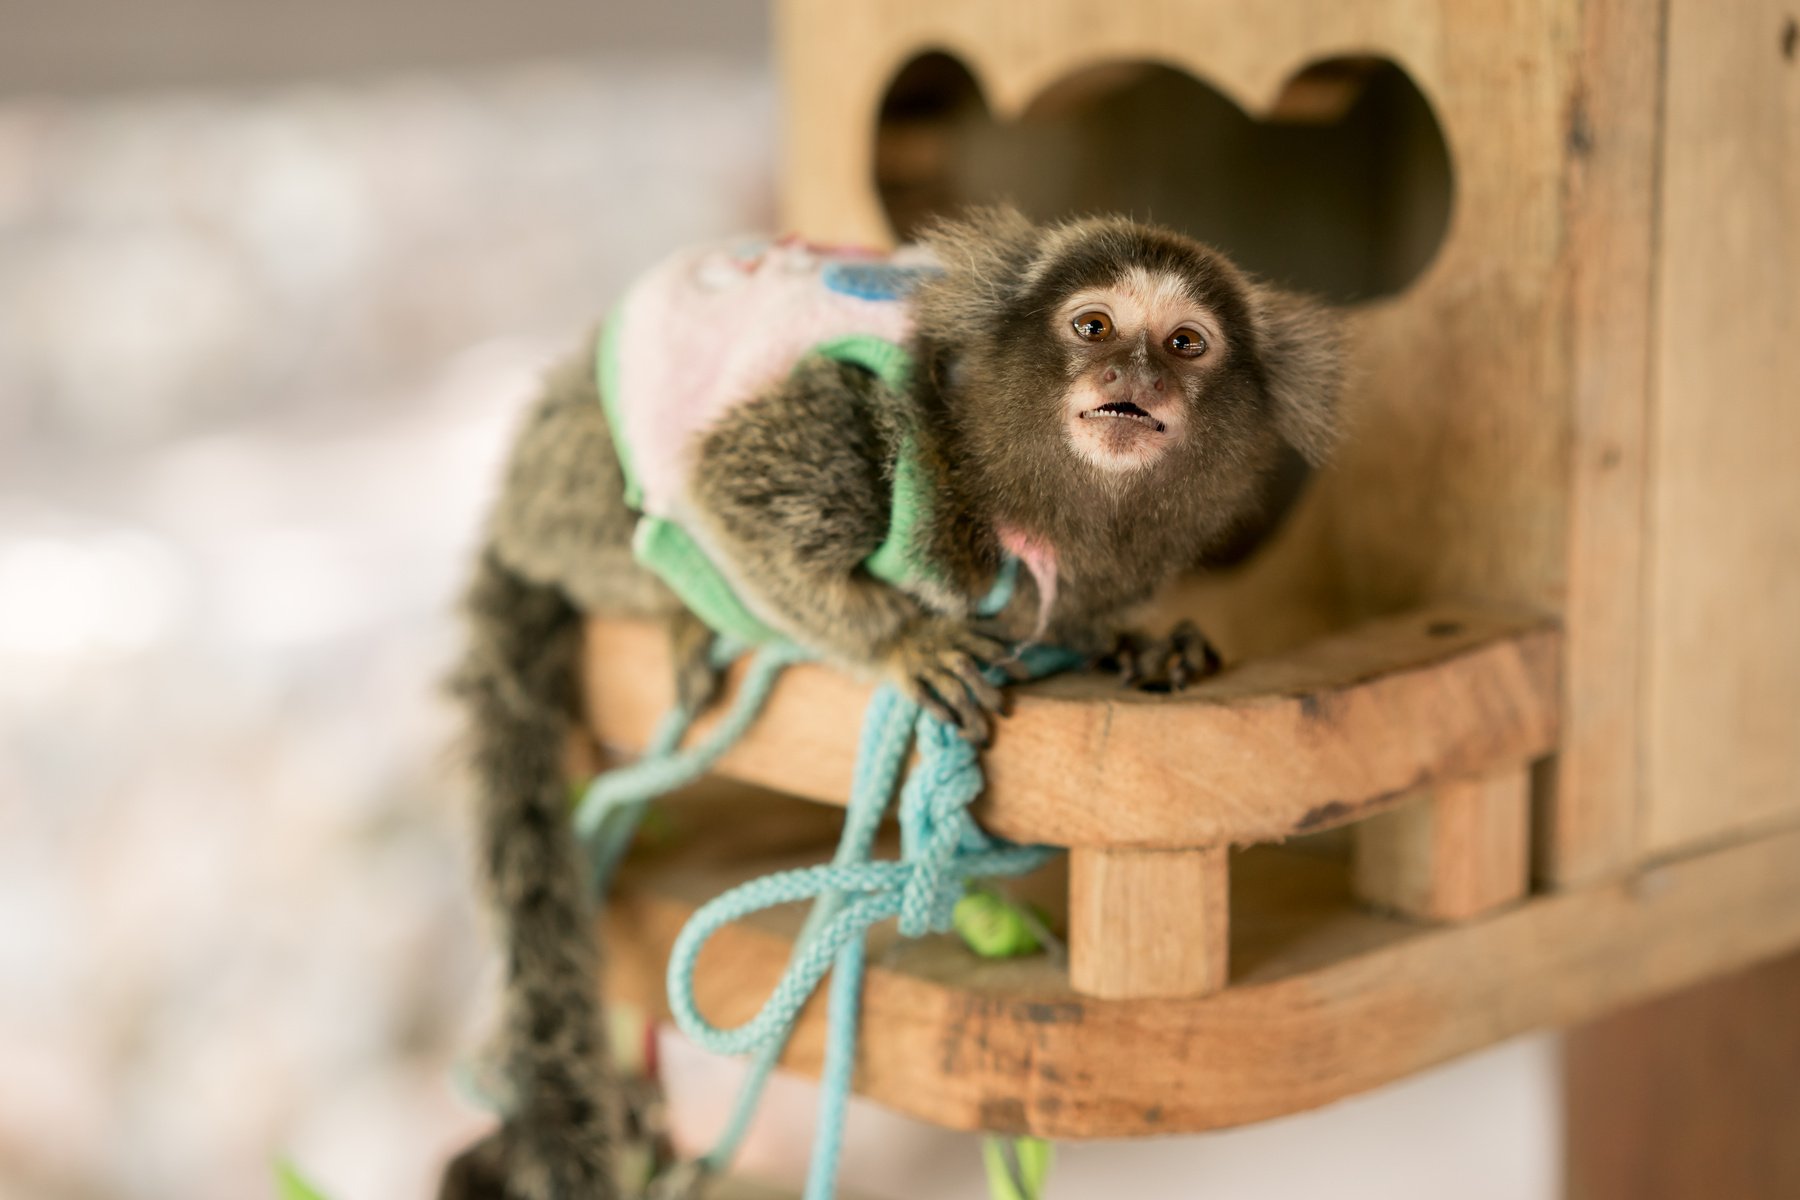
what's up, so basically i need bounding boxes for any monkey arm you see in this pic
[688,355,913,659]
[688,355,1010,738]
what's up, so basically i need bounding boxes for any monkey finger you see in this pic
[912,675,965,732]
[948,652,1009,718]
[1104,632,1146,687]
[923,666,992,744]
[1166,619,1223,689]
[951,628,1014,669]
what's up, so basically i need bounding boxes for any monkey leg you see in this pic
[687,354,1019,742]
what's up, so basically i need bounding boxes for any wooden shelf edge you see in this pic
[604,820,1800,1140]
[585,605,1561,849]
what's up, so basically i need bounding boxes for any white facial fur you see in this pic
[1057,267,1226,474]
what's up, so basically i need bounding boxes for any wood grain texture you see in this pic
[1069,846,1228,998]
[1565,950,1800,1200]
[585,607,1560,849]
[1545,0,1666,887]
[1644,0,1800,854]
[606,788,1800,1139]
[1353,770,1532,921]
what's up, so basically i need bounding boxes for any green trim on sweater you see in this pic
[811,334,931,595]
[595,306,643,509]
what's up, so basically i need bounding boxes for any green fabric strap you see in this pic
[632,518,782,646]
[595,304,643,509]
[595,326,933,644]
[810,333,930,595]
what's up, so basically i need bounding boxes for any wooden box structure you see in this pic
[586,0,1800,1176]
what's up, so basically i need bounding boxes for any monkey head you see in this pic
[911,207,1343,576]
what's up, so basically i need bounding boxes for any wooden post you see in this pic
[1565,949,1800,1200]
[1352,770,1531,922]
[1068,845,1228,999]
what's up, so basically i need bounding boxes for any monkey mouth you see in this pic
[1080,401,1167,434]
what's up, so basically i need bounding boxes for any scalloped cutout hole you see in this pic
[877,53,1453,304]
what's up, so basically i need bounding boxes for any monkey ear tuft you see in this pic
[916,203,1037,269]
[910,204,1041,335]
[1251,286,1345,466]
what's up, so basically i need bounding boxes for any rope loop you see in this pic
[664,697,1058,1049]
[578,636,1085,1200]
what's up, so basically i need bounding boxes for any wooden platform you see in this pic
[586,606,1559,848]
[603,787,1800,1139]
[586,608,1800,1135]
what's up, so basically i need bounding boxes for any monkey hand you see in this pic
[880,617,1017,744]
[1099,619,1223,692]
[438,1120,619,1200]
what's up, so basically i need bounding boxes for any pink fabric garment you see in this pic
[607,235,932,523]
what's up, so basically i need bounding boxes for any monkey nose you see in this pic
[1102,367,1119,384]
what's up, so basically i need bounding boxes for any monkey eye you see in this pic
[1166,327,1208,358]
[1071,311,1114,342]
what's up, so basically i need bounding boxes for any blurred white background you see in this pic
[0,3,1558,1197]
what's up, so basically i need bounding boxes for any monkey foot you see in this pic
[1101,619,1223,692]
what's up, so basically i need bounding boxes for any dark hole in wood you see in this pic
[876,51,1455,305]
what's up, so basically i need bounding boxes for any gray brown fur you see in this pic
[442,210,1342,1197]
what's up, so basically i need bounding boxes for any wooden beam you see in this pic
[1069,846,1229,998]
[605,792,1800,1140]
[1565,950,1800,1200]
[1353,770,1532,921]
[1642,0,1800,856]
[1548,0,1666,887]
[585,606,1560,850]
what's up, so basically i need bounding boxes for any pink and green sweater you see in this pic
[595,235,943,645]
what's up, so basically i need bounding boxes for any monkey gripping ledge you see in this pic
[582,607,1800,1139]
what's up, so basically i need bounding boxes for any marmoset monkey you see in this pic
[441,208,1342,1198]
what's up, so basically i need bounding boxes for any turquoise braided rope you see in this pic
[571,593,1079,1199]
[666,645,1080,1200]
[573,639,808,890]
[697,678,918,1177]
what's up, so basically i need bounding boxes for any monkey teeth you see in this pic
[1082,401,1166,433]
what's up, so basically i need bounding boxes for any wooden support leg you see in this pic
[1352,770,1530,921]
[1565,950,1800,1200]
[1068,845,1228,999]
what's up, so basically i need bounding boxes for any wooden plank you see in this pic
[1353,770,1531,921]
[1545,0,1666,886]
[606,790,1800,1139]
[1644,0,1800,854]
[1069,846,1228,998]
[584,607,1560,849]
[1565,950,1800,1200]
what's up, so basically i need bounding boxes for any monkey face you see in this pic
[1052,265,1230,474]
[914,208,1340,527]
